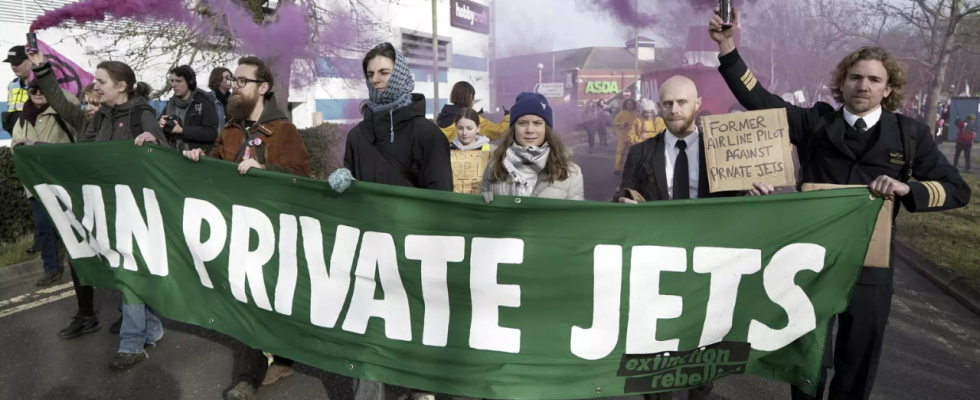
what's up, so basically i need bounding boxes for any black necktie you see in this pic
[673,140,690,200]
[854,118,868,133]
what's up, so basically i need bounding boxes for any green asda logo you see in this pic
[585,81,620,94]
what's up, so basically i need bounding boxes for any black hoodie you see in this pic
[436,103,466,129]
[344,93,452,190]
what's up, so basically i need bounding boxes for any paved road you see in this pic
[0,142,977,400]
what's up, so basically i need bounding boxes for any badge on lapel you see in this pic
[889,152,906,166]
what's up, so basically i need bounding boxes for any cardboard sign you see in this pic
[701,109,796,192]
[802,184,893,268]
[452,150,490,194]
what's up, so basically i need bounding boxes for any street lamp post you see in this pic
[537,63,544,85]
[633,0,639,101]
[432,0,439,119]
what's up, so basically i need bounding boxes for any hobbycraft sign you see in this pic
[701,109,796,192]
[14,142,883,399]
[450,0,490,34]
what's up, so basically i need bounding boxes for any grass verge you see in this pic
[0,234,37,268]
[897,175,980,286]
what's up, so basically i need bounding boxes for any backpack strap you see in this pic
[371,139,420,188]
[91,112,104,139]
[234,130,265,162]
[797,103,838,187]
[897,114,917,183]
[797,113,834,190]
[129,104,158,137]
[52,114,74,143]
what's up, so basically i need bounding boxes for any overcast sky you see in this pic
[494,0,671,57]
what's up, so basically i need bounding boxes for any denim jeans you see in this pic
[119,303,163,354]
[30,199,60,274]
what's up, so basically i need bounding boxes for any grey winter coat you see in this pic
[82,97,168,146]
[480,162,585,200]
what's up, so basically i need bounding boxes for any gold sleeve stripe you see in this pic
[741,69,753,83]
[925,181,946,208]
[923,182,935,208]
[922,181,938,208]
[745,75,758,91]
[928,182,945,208]
[931,182,945,208]
[740,70,758,91]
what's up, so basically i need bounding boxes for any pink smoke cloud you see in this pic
[585,0,658,28]
[30,0,195,32]
[29,0,365,91]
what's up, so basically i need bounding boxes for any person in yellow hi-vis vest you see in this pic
[628,99,666,147]
[437,81,510,142]
[613,98,640,175]
[3,46,32,133]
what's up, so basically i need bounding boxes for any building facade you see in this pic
[0,0,494,145]
[293,0,494,128]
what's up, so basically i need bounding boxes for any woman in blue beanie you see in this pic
[480,92,584,202]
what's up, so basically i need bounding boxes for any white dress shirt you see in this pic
[664,129,701,200]
[843,106,882,130]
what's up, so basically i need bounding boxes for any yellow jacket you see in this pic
[629,117,666,145]
[442,114,511,142]
[613,110,640,136]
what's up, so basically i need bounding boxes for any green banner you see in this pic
[14,142,882,399]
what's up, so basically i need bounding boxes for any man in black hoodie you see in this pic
[159,65,219,152]
[333,42,451,400]
[344,43,452,191]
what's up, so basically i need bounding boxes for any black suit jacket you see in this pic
[615,132,738,202]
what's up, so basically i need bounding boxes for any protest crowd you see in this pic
[4,4,975,400]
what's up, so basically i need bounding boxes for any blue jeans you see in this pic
[119,304,163,354]
[30,199,60,274]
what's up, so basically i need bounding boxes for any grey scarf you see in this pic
[166,89,198,122]
[452,135,490,151]
[503,143,550,197]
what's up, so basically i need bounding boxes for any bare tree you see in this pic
[51,0,393,111]
[814,0,980,130]
[737,0,854,106]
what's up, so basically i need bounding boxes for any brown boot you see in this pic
[262,364,294,386]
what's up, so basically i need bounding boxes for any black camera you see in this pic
[162,115,181,135]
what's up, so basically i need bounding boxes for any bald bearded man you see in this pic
[613,77,748,399]
[614,76,743,204]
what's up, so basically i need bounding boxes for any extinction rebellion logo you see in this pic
[617,341,751,394]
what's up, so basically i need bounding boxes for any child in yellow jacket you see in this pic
[629,98,666,146]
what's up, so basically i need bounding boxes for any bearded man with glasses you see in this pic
[181,56,310,400]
